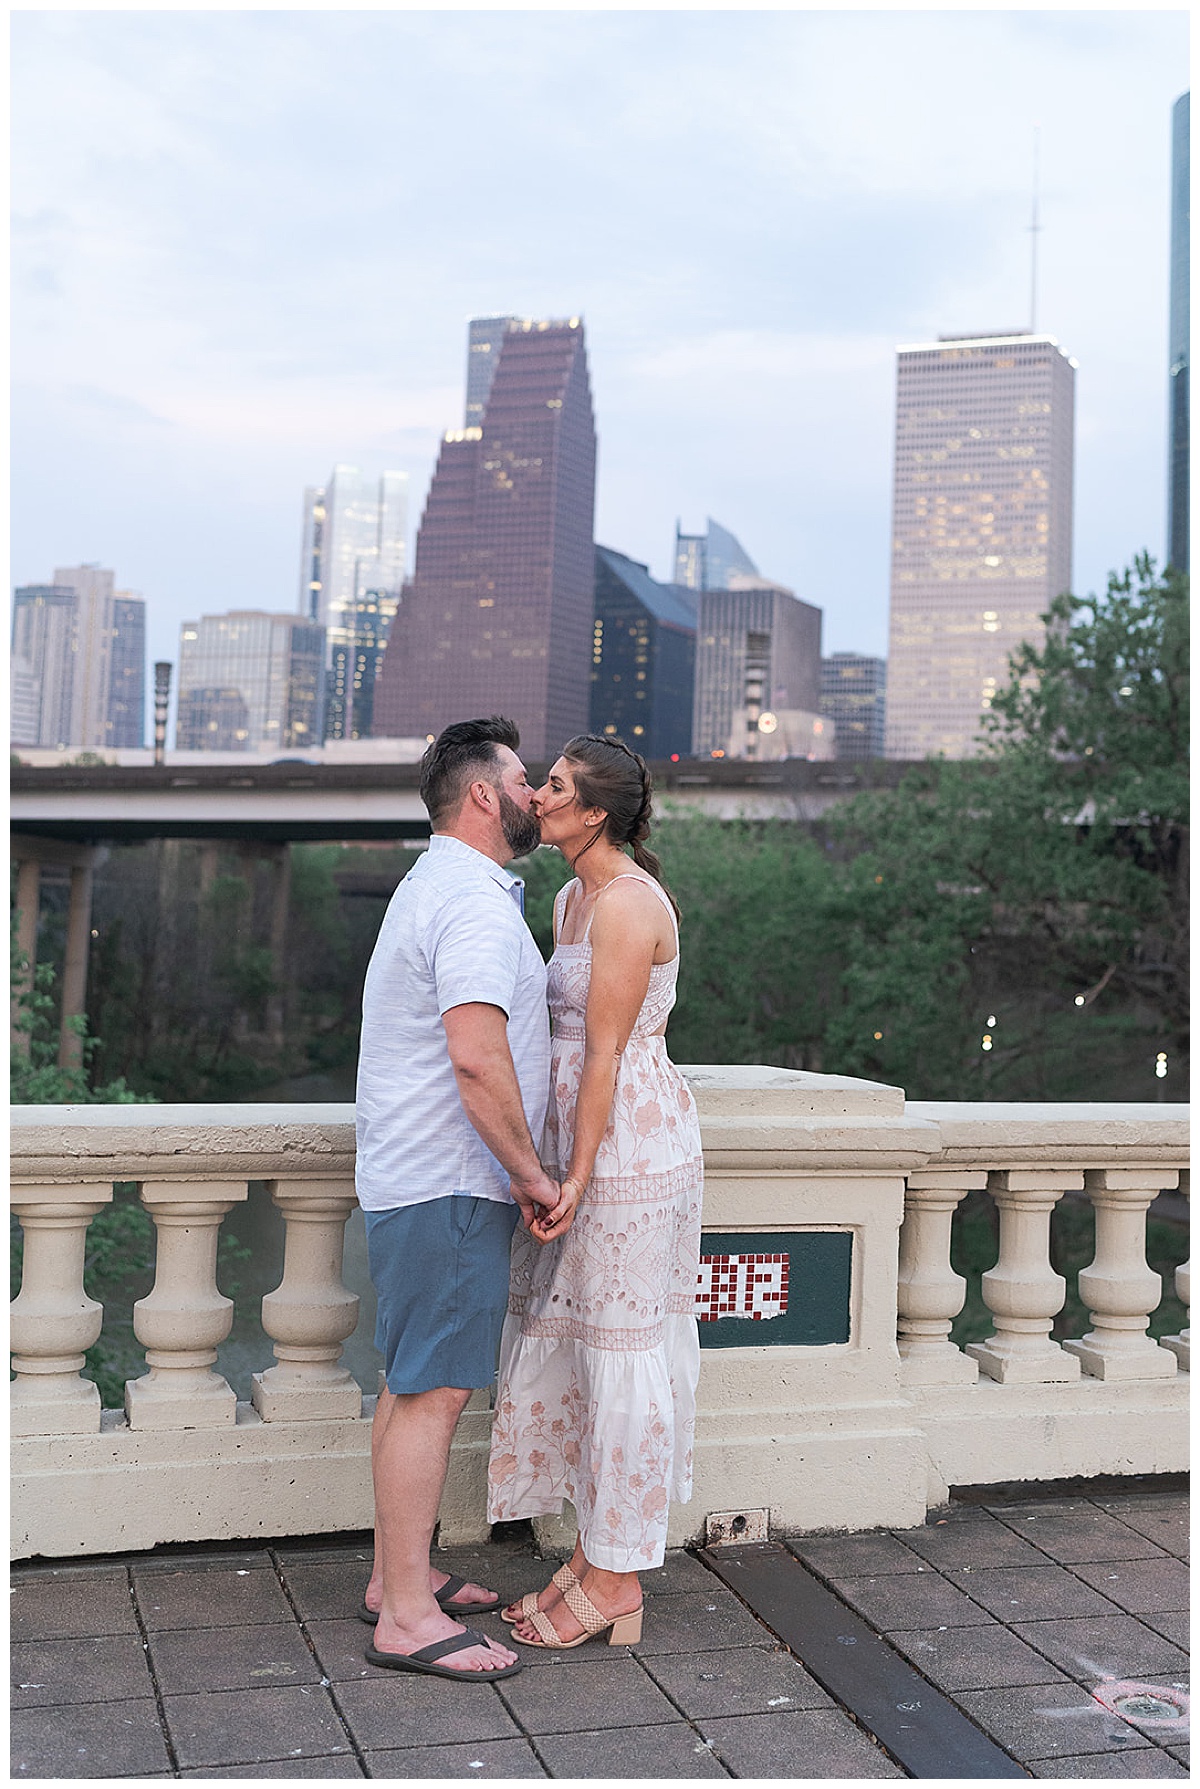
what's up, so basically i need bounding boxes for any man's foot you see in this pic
[367,1620,522,1680]
[371,1610,520,1676]
[363,1567,499,1621]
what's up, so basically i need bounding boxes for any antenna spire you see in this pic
[1028,125,1043,332]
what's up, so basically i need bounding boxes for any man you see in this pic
[355,717,568,1681]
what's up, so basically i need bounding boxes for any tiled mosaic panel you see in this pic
[696,1253,790,1322]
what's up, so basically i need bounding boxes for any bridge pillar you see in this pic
[11,834,106,1067]
[12,852,41,1052]
[266,844,291,1050]
[59,858,97,1069]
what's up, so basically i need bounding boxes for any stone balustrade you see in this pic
[10,1077,1188,1561]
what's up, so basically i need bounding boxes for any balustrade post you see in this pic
[11,1184,114,1436]
[125,1180,248,1430]
[1160,1170,1190,1371]
[1064,1169,1180,1379]
[897,1171,984,1384]
[966,1170,1084,1383]
[251,1179,362,1420]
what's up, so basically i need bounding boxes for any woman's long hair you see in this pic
[560,734,681,921]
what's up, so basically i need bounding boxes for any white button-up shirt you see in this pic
[355,835,550,1212]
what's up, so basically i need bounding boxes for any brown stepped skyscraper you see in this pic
[373,317,596,759]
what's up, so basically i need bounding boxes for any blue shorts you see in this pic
[365,1195,519,1396]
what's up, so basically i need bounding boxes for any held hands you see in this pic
[511,1170,582,1245]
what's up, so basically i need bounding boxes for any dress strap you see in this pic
[552,878,580,946]
[581,872,679,942]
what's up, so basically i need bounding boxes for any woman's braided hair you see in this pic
[560,733,680,920]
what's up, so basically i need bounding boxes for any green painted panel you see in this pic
[697,1230,852,1349]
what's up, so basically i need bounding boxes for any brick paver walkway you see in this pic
[10,1487,1189,1777]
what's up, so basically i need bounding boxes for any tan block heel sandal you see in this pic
[512,1575,644,1649]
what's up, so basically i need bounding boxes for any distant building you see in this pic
[9,655,41,748]
[465,315,518,428]
[374,316,597,760]
[673,518,760,592]
[109,594,146,748]
[10,568,145,749]
[693,584,823,760]
[821,654,887,759]
[299,466,408,735]
[176,612,326,754]
[11,585,77,747]
[324,587,399,741]
[590,547,696,758]
[1168,93,1189,571]
[884,332,1076,760]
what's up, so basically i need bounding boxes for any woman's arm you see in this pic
[565,882,663,1194]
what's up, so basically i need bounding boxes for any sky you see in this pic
[12,7,1189,676]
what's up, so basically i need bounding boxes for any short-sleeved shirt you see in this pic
[355,834,550,1213]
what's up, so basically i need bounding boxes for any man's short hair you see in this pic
[419,716,521,827]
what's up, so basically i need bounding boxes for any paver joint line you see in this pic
[128,1560,182,1778]
[269,1544,371,1777]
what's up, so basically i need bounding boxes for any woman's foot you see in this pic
[510,1564,641,1647]
[501,1545,586,1624]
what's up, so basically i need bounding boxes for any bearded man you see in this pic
[354,716,567,1682]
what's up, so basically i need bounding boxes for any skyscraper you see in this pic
[465,315,518,428]
[820,654,887,760]
[176,612,325,754]
[373,317,597,759]
[299,467,408,735]
[12,585,76,747]
[324,586,399,740]
[10,568,145,749]
[590,547,697,758]
[692,584,823,759]
[884,332,1076,760]
[53,563,116,747]
[673,518,760,592]
[1168,92,1189,571]
[109,595,147,748]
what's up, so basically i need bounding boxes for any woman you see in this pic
[486,733,703,1649]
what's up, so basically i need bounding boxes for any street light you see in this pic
[153,662,172,766]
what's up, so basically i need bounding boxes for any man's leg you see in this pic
[365,1386,503,1617]
[364,1384,396,1612]
[370,1382,518,1670]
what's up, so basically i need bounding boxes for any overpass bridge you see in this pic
[10,757,918,1067]
[10,756,916,846]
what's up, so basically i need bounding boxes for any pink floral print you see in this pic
[488,877,703,1571]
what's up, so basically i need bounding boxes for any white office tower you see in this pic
[299,467,409,628]
[884,333,1075,760]
[176,612,326,755]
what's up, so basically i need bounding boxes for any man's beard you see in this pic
[498,789,541,859]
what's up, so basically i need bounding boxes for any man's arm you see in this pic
[441,1002,567,1239]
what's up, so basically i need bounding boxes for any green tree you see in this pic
[824,556,1188,1098]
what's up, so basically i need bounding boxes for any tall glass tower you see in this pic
[673,518,760,591]
[884,332,1076,760]
[465,316,518,428]
[374,317,596,758]
[298,467,408,737]
[1168,92,1189,571]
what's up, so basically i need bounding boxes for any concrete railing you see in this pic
[11,1072,1189,1560]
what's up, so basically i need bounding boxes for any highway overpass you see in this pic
[10,757,919,846]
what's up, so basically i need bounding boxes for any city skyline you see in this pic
[12,13,1185,680]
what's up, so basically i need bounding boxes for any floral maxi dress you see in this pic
[487,874,703,1571]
